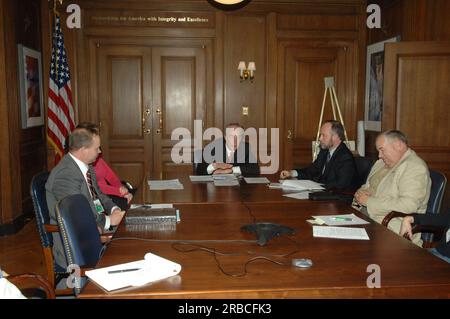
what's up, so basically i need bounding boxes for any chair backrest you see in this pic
[427,170,447,215]
[55,194,103,269]
[354,156,375,188]
[30,172,52,248]
[421,169,447,243]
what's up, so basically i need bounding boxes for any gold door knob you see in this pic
[144,129,151,134]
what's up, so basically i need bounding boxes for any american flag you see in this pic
[47,13,75,164]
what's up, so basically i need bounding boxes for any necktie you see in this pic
[86,169,98,200]
[322,151,331,176]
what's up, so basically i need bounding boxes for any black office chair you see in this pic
[30,172,72,295]
[382,169,447,247]
[354,156,375,188]
[55,194,104,294]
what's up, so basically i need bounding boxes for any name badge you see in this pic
[93,199,105,214]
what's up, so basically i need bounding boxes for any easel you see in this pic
[312,77,355,161]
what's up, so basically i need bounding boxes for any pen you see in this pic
[108,268,141,274]
[332,217,352,221]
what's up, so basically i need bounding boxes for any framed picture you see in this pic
[18,44,44,129]
[364,36,400,131]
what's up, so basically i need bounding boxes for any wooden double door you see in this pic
[94,40,210,191]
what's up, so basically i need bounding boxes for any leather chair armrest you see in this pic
[8,273,55,299]
[381,211,417,227]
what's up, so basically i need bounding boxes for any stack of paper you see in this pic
[311,214,370,226]
[189,175,213,182]
[148,179,184,190]
[281,179,325,191]
[313,226,370,240]
[283,192,310,200]
[213,174,239,187]
[85,252,182,292]
[244,177,270,184]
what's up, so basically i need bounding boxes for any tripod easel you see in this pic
[312,77,355,161]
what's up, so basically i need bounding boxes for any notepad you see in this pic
[85,252,182,292]
[312,226,370,240]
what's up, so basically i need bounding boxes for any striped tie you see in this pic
[86,170,98,200]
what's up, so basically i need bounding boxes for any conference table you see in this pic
[79,173,450,298]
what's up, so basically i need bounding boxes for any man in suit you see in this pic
[280,120,357,190]
[46,126,125,268]
[353,130,431,246]
[194,123,260,176]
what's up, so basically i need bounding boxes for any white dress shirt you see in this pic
[68,153,118,230]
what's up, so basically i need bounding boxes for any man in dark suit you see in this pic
[194,123,260,176]
[280,120,357,190]
[46,126,125,268]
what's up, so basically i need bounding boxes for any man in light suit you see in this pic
[46,126,125,268]
[194,123,260,176]
[280,120,357,190]
[353,130,431,246]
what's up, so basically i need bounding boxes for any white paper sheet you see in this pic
[281,179,325,191]
[311,213,370,226]
[85,252,182,292]
[244,177,270,184]
[189,175,213,182]
[313,226,370,240]
[214,179,239,187]
[283,192,310,200]
[148,179,184,190]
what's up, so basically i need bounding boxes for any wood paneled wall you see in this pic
[0,0,46,235]
[366,0,450,159]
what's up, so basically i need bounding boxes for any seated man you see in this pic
[66,122,134,211]
[194,123,260,176]
[353,130,431,246]
[400,209,450,263]
[46,126,125,269]
[280,120,357,190]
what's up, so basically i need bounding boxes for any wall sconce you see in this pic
[237,61,256,82]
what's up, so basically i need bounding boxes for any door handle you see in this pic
[142,108,150,133]
[156,108,162,134]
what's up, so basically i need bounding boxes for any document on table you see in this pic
[212,174,237,180]
[148,179,184,190]
[268,183,304,191]
[130,203,173,209]
[189,175,213,182]
[313,226,370,240]
[281,179,325,191]
[311,213,370,226]
[244,177,270,184]
[85,252,182,292]
[283,192,310,200]
[214,178,239,187]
